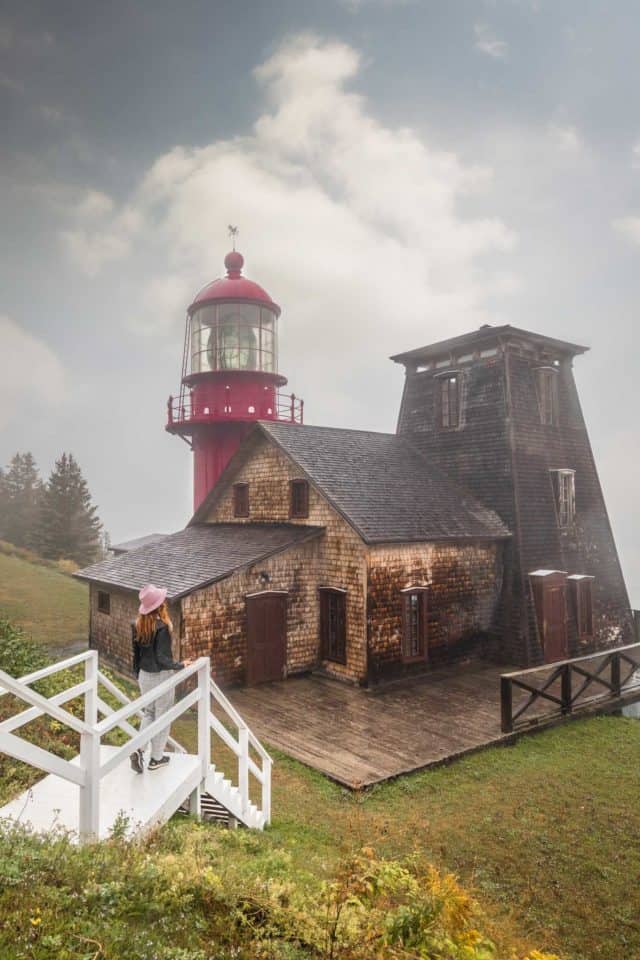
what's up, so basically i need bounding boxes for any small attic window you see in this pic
[290,479,309,519]
[97,591,111,615]
[233,483,249,518]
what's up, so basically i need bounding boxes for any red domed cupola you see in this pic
[166,247,303,510]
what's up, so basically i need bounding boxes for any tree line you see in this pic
[0,452,107,566]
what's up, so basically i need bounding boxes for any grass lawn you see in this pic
[0,553,88,654]
[171,715,640,960]
[2,553,640,959]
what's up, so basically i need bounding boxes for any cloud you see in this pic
[0,316,66,429]
[474,23,508,59]
[613,216,640,245]
[60,33,515,424]
[60,190,140,275]
[548,123,582,153]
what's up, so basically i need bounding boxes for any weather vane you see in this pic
[228,225,239,250]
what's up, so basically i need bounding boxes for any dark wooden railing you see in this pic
[501,642,640,733]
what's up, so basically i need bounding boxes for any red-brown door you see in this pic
[246,592,288,685]
[543,581,568,663]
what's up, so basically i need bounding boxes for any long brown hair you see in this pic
[135,602,173,645]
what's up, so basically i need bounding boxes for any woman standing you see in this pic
[130,584,190,774]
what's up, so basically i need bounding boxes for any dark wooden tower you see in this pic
[392,325,633,666]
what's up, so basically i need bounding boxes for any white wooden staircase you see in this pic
[0,652,272,841]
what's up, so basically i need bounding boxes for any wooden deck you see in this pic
[228,661,515,788]
[227,657,640,788]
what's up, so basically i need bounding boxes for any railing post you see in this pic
[299,398,304,424]
[290,393,295,422]
[500,676,513,733]
[198,660,211,782]
[238,726,249,818]
[611,653,621,698]
[167,396,173,425]
[79,651,100,842]
[561,664,572,715]
[262,756,272,825]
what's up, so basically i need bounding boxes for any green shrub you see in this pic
[0,822,559,960]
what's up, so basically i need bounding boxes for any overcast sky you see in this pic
[1,0,638,603]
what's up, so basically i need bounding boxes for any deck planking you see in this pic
[226,658,640,788]
[227,661,515,787]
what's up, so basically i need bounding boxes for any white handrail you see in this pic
[208,676,272,825]
[0,667,90,736]
[97,669,185,753]
[95,659,206,736]
[0,680,92,734]
[0,650,97,696]
[0,653,271,837]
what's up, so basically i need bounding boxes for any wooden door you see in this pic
[543,582,568,662]
[246,592,288,685]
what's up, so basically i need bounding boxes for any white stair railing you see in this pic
[0,651,273,838]
[0,652,212,841]
[208,677,273,825]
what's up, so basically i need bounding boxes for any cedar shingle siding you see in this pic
[77,323,631,685]
[394,327,633,665]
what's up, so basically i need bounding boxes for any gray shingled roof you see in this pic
[111,533,171,554]
[76,523,324,598]
[219,421,510,543]
[390,324,588,363]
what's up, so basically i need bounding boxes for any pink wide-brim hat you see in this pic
[138,583,168,615]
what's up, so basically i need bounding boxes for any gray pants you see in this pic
[138,669,175,761]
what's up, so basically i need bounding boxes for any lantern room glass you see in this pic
[190,304,278,374]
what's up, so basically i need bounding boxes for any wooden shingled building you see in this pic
[76,251,633,688]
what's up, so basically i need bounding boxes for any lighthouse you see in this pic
[166,246,304,510]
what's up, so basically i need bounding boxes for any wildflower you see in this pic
[30,917,42,927]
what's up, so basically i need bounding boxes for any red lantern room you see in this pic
[166,248,304,510]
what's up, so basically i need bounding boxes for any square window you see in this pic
[290,479,309,519]
[97,591,111,615]
[233,483,249,518]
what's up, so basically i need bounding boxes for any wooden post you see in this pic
[79,651,100,842]
[197,660,211,782]
[634,610,640,644]
[238,726,249,818]
[500,676,513,733]
[611,653,621,698]
[561,664,572,715]
[262,756,272,825]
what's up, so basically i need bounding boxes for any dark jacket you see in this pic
[132,618,184,677]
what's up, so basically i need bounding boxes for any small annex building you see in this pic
[76,420,510,686]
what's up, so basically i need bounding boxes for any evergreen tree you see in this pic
[37,453,102,565]
[0,453,43,548]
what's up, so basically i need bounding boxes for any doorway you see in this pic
[246,592,288,685]
[530,571,569,663]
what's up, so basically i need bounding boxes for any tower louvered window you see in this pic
[440,374,459,429]
[536,367,559,426]
[551,469,575,528]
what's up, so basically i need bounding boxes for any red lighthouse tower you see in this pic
[166,247,304,510]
